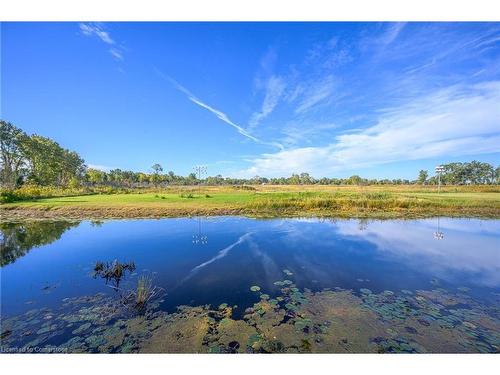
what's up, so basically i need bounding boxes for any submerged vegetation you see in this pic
[2,273,498,353]
[1,218,498,353]
[92,260,163,312]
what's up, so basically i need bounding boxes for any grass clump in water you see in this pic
[123,275,163,312]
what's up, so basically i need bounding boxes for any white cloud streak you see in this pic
[237,81,500,177]
[294,75,336,114]
[79,23,124,61]
[154,68,283,150]
[249,75,286,128]
[379,22,406,47]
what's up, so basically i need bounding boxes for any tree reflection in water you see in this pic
[0,221,80,266]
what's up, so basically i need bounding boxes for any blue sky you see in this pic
[2,22,499,179]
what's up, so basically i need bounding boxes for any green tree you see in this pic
[151,163,163,187]
[0,120,28,187]
[86,168,107,185]
[20,134,85,186]
[417,170,428,185]
[347,175,362,185]
[299,172,313,184]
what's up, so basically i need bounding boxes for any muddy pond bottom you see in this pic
[1,217,499,353]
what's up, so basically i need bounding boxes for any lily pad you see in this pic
[72,322,92,335]
[250,285,261,292]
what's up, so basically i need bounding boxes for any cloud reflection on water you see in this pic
[334,218,500,287]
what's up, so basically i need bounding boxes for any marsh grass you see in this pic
[122,274,163,312]
[136,276,153,308]
[2,185,499,219]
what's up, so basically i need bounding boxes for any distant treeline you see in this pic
[2,120,499,189]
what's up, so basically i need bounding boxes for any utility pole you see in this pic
[192,217,208,245]
[434,217,444,240]
[435,165,444,194]
[193,165,207,194]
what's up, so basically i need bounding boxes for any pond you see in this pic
[1,217,499,353]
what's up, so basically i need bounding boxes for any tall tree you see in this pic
[0,121,28,188]
[417,170,428,185]
[86,168,107,185]
[21,135,84,186]
[151,163,163,187]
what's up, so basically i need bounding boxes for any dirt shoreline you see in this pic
[1,205,499,220]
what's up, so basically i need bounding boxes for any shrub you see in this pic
[0,184,91,203]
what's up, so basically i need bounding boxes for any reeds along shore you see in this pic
[1,185,499,220]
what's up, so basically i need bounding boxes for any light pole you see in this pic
[433,217,444,240]
[192,217,208,245]
[193,165,207,194]
[435,165,444,193]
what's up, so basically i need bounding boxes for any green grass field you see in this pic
[1,185,499,220]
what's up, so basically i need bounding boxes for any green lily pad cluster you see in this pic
[2,280,499,353]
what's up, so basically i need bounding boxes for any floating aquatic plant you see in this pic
[3,278,499,354]
[250,285,261,292]
[93,259,136,288]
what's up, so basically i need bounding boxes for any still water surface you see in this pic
[1,217,499,353]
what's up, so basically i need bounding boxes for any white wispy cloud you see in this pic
[249,75,286,128]
[294,75,336,114]
[171,78,260,143]
[79,23,115,44]
[109,48,124,61]
[280,122,339,147]
[379,22,406,47]
[154,68,283,150]
[79,23,124,61]
[236,81,500,177]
